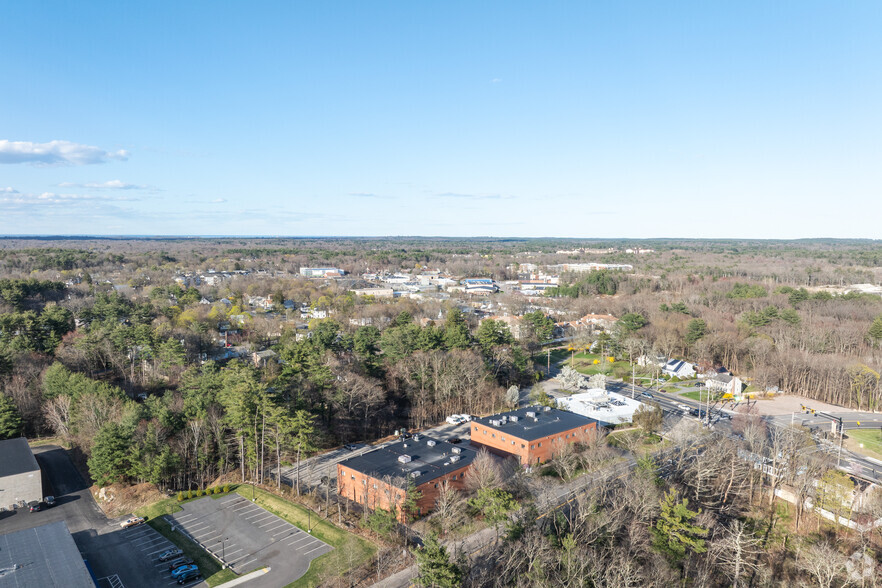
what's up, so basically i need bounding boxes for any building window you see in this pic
[373,484,378,489]
[491,433,496,438]
[483,430,487,435]
[530,444,534,449]
[351,475,355,480]
[511,441,515,445]
[538,442,542,447]
[501,436,505,442]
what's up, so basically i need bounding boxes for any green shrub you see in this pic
[187,490,193,499]
[177,491,184,502]
[223,484,230,493]
[196,489,203,497]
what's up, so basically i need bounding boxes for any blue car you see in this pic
[171,564,198,579]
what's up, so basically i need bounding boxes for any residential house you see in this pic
[706,373,744,397]
[663,359,696,379]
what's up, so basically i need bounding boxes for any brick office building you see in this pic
[337,436,476,522]
[470,407,598,466]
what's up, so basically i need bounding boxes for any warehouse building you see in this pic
[0,521,95,588]
[0,437,42,508]
[470,407,598,466]
[338,436,476,522]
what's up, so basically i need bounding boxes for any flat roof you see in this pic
[0,521,94,588]
[474,407,596,441]
[0,438,39,478]
[339,436,476,485]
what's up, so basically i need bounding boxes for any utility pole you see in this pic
[837,418,844,467]
[631,358,637,400]
[547,349,551,375]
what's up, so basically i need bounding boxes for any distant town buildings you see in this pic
[299,267,346,278]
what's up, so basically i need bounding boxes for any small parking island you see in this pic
[167,494,332,581]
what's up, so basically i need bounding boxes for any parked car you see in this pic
[676,404,690,413]
[28,501,41,512]
[641,391,654,399]
[343,443,364,451]
[399,432,412,440]
[159,548,184,562]
[171,564,198,579]
[447,437,462,444]
[176,568,202,584]
[43,496,56,507]
[446,415,463,425]
[168,557,194,571]
[456,414,472,422]
[120,516,145,528]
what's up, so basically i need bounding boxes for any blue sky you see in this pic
[2,1,881,238]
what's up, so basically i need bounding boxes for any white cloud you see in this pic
[211,198,227,203]
[58,180,147,190]
[0,140,129,165]
[1,187,18,194]
[490,78,502,83]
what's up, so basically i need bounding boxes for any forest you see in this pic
[2,237,882,586]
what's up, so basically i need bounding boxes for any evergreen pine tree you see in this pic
[0,394,22,439]
[652,489,708,562]
[413,533,462,588]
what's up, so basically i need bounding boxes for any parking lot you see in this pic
[95,523,206,588]
[168,494,331,581]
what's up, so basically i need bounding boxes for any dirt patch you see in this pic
[741,394,860,417]
[91,482,168,518]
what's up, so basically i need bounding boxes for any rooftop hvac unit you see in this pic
[525,411,536,418]
[410,471,421,478]
[510,415,519,422]
[544,406,551,411]
[452,447,462,454]
[450,455,461,463]
[398,454,412,463]
[501,416,508,422]
[426,440,437,447]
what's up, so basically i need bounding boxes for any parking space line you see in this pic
[231,502,253,511]
[257,518,285,529]
[304,544,326,555]
[132,535,164,546]
[286,536,312,547]
[234,556,257,569]
[146,546,175,556]
[272,527,296,537]
[262,520,288,532]
[184,521,211,531]
[175,513,196,521]
[244,512,274,522]
[224,548,243,556]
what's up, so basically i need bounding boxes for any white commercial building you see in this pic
[555,389,645,426]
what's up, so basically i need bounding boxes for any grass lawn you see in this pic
[679,390,721,402]
[607,429,669,457]
[134,497,237,587]
[233,486,377,588]
[845,429,882,461]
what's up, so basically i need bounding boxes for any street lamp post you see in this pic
[219,536,229,568]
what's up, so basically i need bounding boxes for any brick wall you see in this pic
[337,463,472,523]
[469,421,597,466]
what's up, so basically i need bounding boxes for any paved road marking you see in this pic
[234,556,257,569]
[303,544,327,555]
[97,575,125,588]
[271,527,295,537]
[286,535,312,547]
[257,519,286,530]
